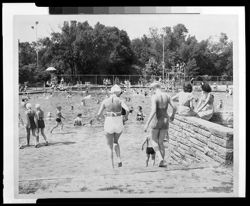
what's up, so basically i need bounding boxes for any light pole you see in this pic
[31,21,39,68]
[162,33,165,82]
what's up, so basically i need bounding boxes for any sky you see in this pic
[14,14,238,43]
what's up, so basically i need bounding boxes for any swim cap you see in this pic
[150,81,162,89]
[110,84,122,94]
[26,103,32,109]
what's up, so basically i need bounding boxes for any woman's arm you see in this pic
[34,112,39,128]
[121,100,129,120]
[171,93,179,101]
[197,93,211,112]
[195,96,202,111]
[168,96,177,121]
[144,96,157,132]
[96,100,105,119]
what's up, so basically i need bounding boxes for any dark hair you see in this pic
[77,113,82,117]
[183,83,193,93]
[138,106,142,110]
[201,82,212,93]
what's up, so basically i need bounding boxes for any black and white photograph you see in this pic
[3,5,246,202]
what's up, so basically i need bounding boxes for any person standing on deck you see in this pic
[144,81,176,167]
[96,84,129,168]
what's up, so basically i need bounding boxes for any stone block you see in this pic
[169,139,178,147]
[176,147,186,156]
[178,141,190,151]
[199,129,211,138]
[189,137,207,148]
[206,148,226,163]
[210,135,233,148]
[192,132,208,144]
[191,144,204,153]
[207,141,233,158]
[208,127,233,140]
[195,150,216,163]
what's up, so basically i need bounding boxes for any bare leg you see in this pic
[152,154,156,166]
[151,129,163,162]
[146,154,150,167]
[105,132,115,169]
[41,128,48,144]
[32,129,39,147]
[50,123,59,133]
[114,132,122,166]
[159,129,168,160]
[26,127,30,146]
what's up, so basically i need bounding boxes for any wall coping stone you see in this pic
[173,114,233,138]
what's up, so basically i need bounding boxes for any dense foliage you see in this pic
[19,21,233,84]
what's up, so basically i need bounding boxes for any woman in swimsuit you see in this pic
[171,83,196,116]
[195,82,214,120]
[21,103,39,148]
[144,82,176,167]
[96,84,129,168]
[35,104,48,146]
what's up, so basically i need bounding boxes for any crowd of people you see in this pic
[19,79,232,168]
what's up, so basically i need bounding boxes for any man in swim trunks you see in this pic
[144,81,176,167]
[96,84,129,168]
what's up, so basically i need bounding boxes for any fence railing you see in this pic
[57,74,233,85]
[24,74,233,87]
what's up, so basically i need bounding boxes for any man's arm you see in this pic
[144,96,156,132]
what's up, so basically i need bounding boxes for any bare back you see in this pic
[151,91,170,129]
[103,95,122,113]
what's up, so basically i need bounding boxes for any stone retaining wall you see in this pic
[168,115,233,165]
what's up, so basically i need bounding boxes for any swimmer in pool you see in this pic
[50,106,65,133]
[96,84,129,168]
[74,113,83,126]
[136,106,144,121]
[217,99,223,110]
[47,112,53,120]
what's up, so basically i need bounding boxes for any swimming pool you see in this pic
[19,89,233,141]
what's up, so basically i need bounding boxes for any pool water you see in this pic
[19,89,233,142]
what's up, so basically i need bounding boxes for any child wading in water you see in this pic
[74,113,83,126]
[141,136,156,166]
[136,106,144,121]
[35,104,49,146]
[50,106,65,133]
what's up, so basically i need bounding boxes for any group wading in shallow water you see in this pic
[19,80,230,168]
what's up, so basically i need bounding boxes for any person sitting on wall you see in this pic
[171,83,197,116]
[195,82,214,121]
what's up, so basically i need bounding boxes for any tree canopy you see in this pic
[19,22,233,84]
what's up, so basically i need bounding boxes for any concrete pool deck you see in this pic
[18,89,234,197]
[18,121,233,197]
